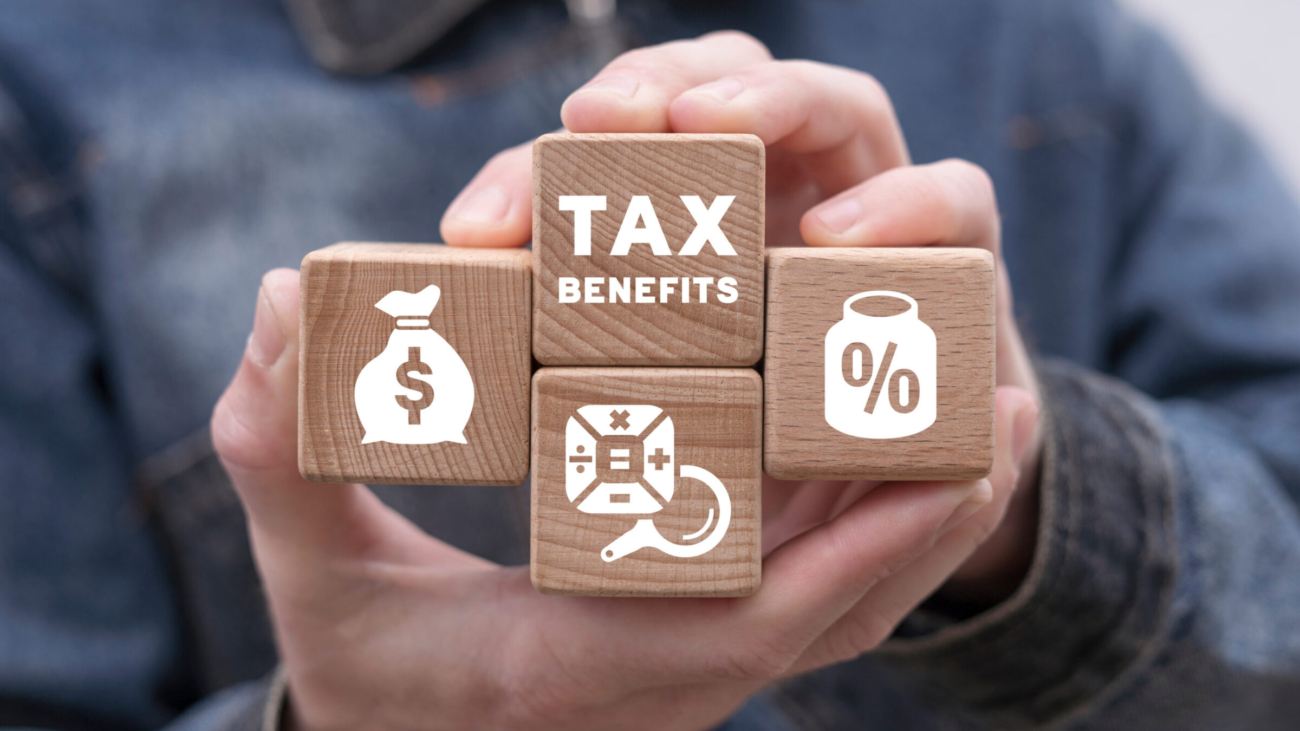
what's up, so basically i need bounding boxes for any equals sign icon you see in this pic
[608,448,631,470]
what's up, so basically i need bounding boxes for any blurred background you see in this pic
[1124,0,1300,193]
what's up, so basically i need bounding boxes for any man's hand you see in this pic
[441,31,1043,606]
[215,269,1034,730]
[214,31,1042,731]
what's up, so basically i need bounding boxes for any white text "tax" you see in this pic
[559,195,737,257]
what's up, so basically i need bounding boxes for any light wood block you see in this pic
[532,133,765,366]
[764,248,995,481]
[299,243,531,486]
[531,367,762,596]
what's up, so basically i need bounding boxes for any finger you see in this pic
[670,60,909,195]
[761,478,881,557]
[720,469,992,677]
[996,263,1040,400]
[800,158,1038,395]
[211,269,472,568]
[798,159,1038,400]
[533,466,979,687]
[789,387,1039,674]
[561,31,772,133]
[440,140,534,249]
[760,477,846,556]
[800,158,999,253]
[536,466,975,687]
[212,269,386,557]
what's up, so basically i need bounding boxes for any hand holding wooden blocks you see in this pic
[297,133,997,599]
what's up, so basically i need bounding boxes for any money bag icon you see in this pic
[354,285,475,445]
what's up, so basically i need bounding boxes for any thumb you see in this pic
[211,269,409,563]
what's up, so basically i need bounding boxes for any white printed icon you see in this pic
[825,291,936,439]
[565,405,731,561]
[354,285,475,445]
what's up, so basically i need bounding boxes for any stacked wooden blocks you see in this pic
[299,133,995,598]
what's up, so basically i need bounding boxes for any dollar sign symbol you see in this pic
[394,346,435,425]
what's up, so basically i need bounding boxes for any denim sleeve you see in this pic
[863,2,1300,729]
[158,671,286,731]
[0,52,276,731]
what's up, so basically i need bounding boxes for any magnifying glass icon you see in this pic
[601,465,732,561]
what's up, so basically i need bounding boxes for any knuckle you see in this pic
[965,503,1006,546]
[209,400,239,462]
[820,521,896,588]
[713,631,800,681]
[210,373,297,480]
[851,70,891,108]
[699,30,772,60]
[605,43,686,78]
[891,165,983,240]
[724,647,794,682]
[824,611,894,664]
[613,62,675,89]
[483,144,528,174]
[588,54,676,94]
[941,158,997,205]
[773,58,832,88]
[833,67,895,118]
[777,60,892,108]
[209,391,262,470]
[606,45,653,70]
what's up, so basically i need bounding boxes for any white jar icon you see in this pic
[824,291,937,439]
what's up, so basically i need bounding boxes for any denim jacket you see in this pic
[1,0,1298,729]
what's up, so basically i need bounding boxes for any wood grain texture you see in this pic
[531,368,762,596]
[764,248,996,481]
[299,243,531,485]
[532,133,765,366]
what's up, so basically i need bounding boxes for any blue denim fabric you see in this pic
[0,0,1298,729]
[718,695,805,731]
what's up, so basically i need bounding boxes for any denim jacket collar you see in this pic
[282,0,490,75]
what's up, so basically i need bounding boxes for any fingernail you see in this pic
[449,185,510,224]
[579,74,639,99]
[812,197,863,234]
[687,77,744,102]
[940,481,993,533]
[247,286,287,368]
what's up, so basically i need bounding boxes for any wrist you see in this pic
[936,417,1043,610]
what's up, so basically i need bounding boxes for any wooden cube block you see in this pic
[764,248,995,481]
[299,243,531,486]
[532,133,765,366]
[531,367,762,596]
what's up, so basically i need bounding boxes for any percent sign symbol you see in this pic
[841,342,920,414]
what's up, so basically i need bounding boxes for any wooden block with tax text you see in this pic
[531,367,762,596]
[298,243,531,486]
[763,247,996,481]
[532,133,765,366]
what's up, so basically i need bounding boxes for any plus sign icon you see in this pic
[647,447,671,471]
[563,404,731,561]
